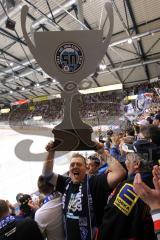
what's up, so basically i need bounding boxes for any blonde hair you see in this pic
[71,153,86,165]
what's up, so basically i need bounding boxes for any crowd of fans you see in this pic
[0,92,122,125]
[0,114,160,239]
[124,81,160,96]
[0,82,160,239]
[1,81,159,126]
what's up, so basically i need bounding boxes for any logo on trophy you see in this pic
[21,2,114,151]
[55,42,84,73]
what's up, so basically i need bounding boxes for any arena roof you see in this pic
[0,0,159,103]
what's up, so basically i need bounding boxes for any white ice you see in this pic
[0,127,71,203]
[0,126,94,204]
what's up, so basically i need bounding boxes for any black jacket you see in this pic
[0,217,44,240]
[98,172,156,240]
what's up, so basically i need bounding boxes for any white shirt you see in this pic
[35,196,64,240]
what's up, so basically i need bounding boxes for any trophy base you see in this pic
[52,128,97,151]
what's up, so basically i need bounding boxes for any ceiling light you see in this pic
[35,83,40,87]
[1,108,10,113]
[9,62,14,66]
[80,80,92,89]
[99,64,107,71]
[52,79,56,83]
[21,87,25,91]
[128,38,132,44]
[9,90,13,94]
[79,84,123,94]
[55,94,61,98]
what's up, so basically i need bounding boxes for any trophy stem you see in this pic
[52,90,96,151]
[65,91,89,130]
[55,90,90,130]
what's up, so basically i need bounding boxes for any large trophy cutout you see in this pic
[21,2,113,151]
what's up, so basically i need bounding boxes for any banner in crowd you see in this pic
[32,95,48,103]
[11,99,30,106]
[123,91,160,122]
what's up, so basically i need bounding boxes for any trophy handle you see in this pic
[21,6,37,58]
[102,1,114,50]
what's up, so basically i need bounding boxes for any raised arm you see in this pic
[97,145,126,189]
[42,141,58,186]
[133,165,160,240]
[106,153,126,189]
[133,165,160,210]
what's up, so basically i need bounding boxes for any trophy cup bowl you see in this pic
[21,4,113,86]
[21,2,114,151]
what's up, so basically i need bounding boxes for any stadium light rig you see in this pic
[99,64,107,71]
[79,84,123,94]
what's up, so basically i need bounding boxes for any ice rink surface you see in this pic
[0,127,72,203]
[0,126,94,203]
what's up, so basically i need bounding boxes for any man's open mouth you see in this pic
[73,172,80,176]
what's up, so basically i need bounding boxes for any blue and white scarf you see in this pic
[0,215,15,230]
[62,175,96,240]
[43,192,60,204]
[0,215,16,239]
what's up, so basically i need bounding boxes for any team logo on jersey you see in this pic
[55,43,84,73]
[114,183,139,216]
